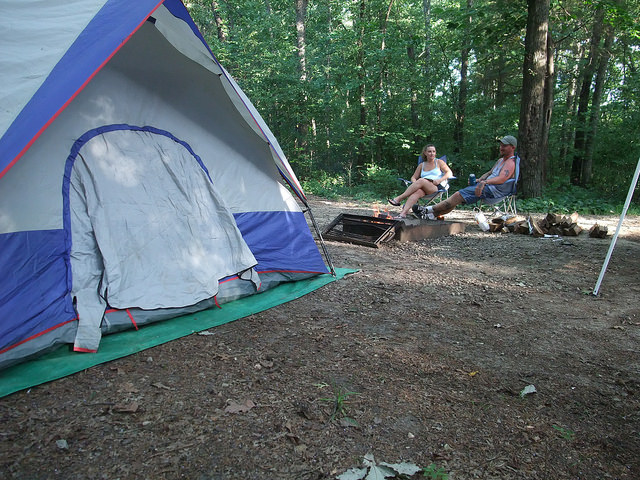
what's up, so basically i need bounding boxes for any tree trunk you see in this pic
[295,0,309,168]
[541,29,554,183]
[422,0,431,72]
[582,25,614,185]
[211,1,226,42]
[375,1,394,165]
[518,0,549,198]
[221,0,234,39]
[571,7,604,185]
[453,0,472,153]
[407,45,420,147]
[356,0,367,171]
[559,42,584,168]
[495,56,507,107]
[421,0,432,130]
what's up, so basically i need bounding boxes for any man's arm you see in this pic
[475,157,516,196]
[484,157,515,185]
[477,161,499,181]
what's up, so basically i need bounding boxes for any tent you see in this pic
[0,0,331,370]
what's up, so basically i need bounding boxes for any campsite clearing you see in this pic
[2,195,639,479]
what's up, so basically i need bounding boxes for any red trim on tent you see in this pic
[0,1,165,181]
[257,269,325,275]
[125,309,139,330]
[0,317,77,355]
[73,347,98,353]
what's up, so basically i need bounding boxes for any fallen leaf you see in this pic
[380,461,422,476]
[336,467,367,480]
[520,385,537,398]
[113,402,139,413]
[338,417,359,428]
[119,382,139,393]
[293,444,307,455]
[224,399,255,414]
[151,382,172,390]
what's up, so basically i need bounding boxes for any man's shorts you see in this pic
[457,184,502,204]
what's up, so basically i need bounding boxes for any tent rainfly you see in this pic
[0,0,330,370]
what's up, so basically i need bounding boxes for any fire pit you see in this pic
[321,213,399,248]
[322,212,466,247]
[393,217,466,241]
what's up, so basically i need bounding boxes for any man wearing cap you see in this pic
[419,135,518,220]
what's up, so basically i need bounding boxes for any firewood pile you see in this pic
[488,212,608,238]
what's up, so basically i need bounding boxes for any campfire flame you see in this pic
[372,207,392,219]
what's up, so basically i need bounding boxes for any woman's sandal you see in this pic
[388,198,401,206]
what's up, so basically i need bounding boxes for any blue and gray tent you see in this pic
[0,0,331,369]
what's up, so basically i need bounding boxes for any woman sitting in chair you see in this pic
[388,144,453,219]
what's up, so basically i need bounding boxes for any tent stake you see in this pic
[593,156,640,296]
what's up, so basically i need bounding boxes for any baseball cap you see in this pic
[498,135,517,147]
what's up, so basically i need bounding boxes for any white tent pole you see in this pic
[593,156,640,296]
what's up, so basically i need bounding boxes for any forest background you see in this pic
[186,0,640,214]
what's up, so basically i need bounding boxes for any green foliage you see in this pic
[423,463,450,480]
[301,171,348,199]
[552,425,576,441]
[186,0,640,209]
[318,382,359,424]
[517,181,634,215]
[301,164,403,202]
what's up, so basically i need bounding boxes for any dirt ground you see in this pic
[2,195,639,480]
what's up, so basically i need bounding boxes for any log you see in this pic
[589,224,608,238]
[531,218,546,237]
[489,222,503,233]
[559,212,579,228]
[563,224,583,236]
[545,213,561,225]
[569,212,579,224]
[515,222,530,235]
[505,215,526,225]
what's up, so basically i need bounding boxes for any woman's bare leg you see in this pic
[391,180,439,217]
[399,190,427,217]
[391,179,436,204]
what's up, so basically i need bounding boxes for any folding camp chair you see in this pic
[478,154,520,218]
[397,155,456,208]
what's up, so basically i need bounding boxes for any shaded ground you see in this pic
[2,195,640,479]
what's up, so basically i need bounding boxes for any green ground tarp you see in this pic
[0,268,355,398]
